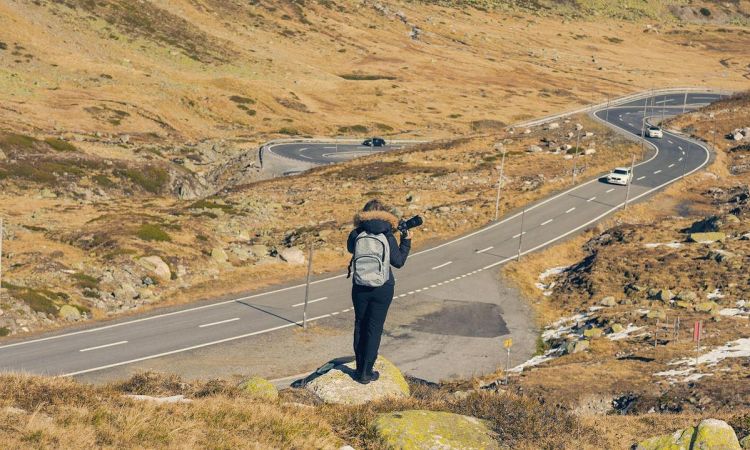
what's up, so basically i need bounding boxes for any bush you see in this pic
[15,290,58,316]
[277,127,299,136]
[0,327,9,337]
[339,74,396,81]
[72,272,99,290]
[44,138,78,152]
[136,224,172,242]
[700,7,711,16]
[229,95,255,104]
[337,125,368,134]
[114,165,169,194]
[0,133,37,149]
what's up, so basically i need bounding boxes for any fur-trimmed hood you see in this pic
[354,210,399,234]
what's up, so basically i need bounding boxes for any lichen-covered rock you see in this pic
[692,419,741,449]
[238,376,278,401]
[696,301,720,313]
[305,356,409,405]
[739,434,750,449]
[635,419,741,450]
[138,256,172,282]
[635,426,694,450]
[583,328,603,338]
[689,232,726,243]
[58,304,81,321]
[565,339,589,354]
[374,410,500,450]
[600,296,617,307]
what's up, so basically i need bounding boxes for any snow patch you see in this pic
[535,266,567,296]
[608,324,644,341]
[643,242,683,249]
[509,348,564,373]
[707,288,725,300]
[670,338,750,367]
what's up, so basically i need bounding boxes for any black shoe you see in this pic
[368,371,380,382]
[357,372,373,385]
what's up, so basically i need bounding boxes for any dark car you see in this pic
[362,137,386,147]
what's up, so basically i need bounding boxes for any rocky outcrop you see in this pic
[636,419,741,450]
[688,232,726,243]
[138,256,172,282]
[374,410,500,450]
[305,357,409,405]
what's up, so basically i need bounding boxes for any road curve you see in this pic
[267,141,405,166]
[0,92,722,377]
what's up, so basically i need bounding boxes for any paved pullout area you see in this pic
[0,92,722,384]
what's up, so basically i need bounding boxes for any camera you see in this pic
[397,215,423,234]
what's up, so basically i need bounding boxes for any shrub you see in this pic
[337,125,368,134]
[339,74,397,81]
[114,166,169,194]
[44,138,78,152]
[277,127,299,135]
[0,133,37,149]
[189,199,234,212]
[92,174,115,188]
[72,272,99,290]
[136,224,172,242]
[700,7,711,16]
[229,95,255,104]
[0,327,9,337]
[15,290,57,316]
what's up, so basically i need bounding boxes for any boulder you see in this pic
[238,377,278,401]
[676,290,698,302]
[305,357,409,405]
[696,301,720,313]
[279,247,306,265]
[547,122,560,130]
[740,435,750,449]
[250,244,269,257]
[688,232,726,243]
[58,305,81,321]
[138,256,172,282]
[211,247,229,263]
[600,296,617,307]
[646,309,666,320]
[636,426,695,450]
[527,145,543,153]
[692,419,741,449]
[374,410,500,450]
[566,339,589,354]
[611,323,625,333]
[658,289,675,302]
[584,328,603,338]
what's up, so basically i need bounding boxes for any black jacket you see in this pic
[347,210,411,286]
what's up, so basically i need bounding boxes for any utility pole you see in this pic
[303,240,314,330]
[624,154,635,210]
[494,149,506,221]
[516,209,526,262]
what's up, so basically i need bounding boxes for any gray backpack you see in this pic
[351,231,390,287]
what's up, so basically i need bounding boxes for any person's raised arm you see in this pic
[387,231,411,268]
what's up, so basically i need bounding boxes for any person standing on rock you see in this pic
[347,199,411,384]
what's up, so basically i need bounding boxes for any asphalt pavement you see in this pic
[0,92,722,378]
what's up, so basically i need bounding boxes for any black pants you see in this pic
[352,283,394,375]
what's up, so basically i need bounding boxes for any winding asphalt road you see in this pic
[0,92,722,378]
[267,141,405,165]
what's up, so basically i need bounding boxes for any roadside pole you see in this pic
[682,92,688,114]
[624,154,635,210]
[682,141,689,179]
[640,99,648,160]
[494,149,506,221]
[573,129,581,181]
[303,241,314,330]
[711,113,717,151]
[605,94,610,123]
[660,95,666,124]
[516,209,526,262]
[0,217,3,291]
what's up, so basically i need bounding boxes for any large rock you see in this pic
[636,426,695,450]
[693,419,741,449]
[688,232,726,243]
[636,419,740,450]
[305,357,409,405]
[211,247,229,263]
[676,290,698,302]
[238,377,278,401]
[138,256,172,282]
[58,305,81,321]
[565,339,589,354]
[374,410,500,450]
[279,247,306,265]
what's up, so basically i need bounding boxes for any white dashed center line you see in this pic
[605,188,615,193]
[512,232,527,239]
[668,163,675,168]
[431,261,453,270]
[565,207,576,214]
[668,139,674,144]
[637,176,646,181]
[476,246,494,254]
[292,297,328,308]
[199,317,240,328]
[80,341,128,353]
[540,219,553,226]
[587,196,596,202]
[653,170,662,174]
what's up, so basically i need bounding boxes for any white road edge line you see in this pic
[79,341,128,353]
[431,261,453,270]
[292,297,328,308]
[198,318,240,328]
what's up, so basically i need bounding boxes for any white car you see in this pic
[607,167,633,185]
[646,126,663,138]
